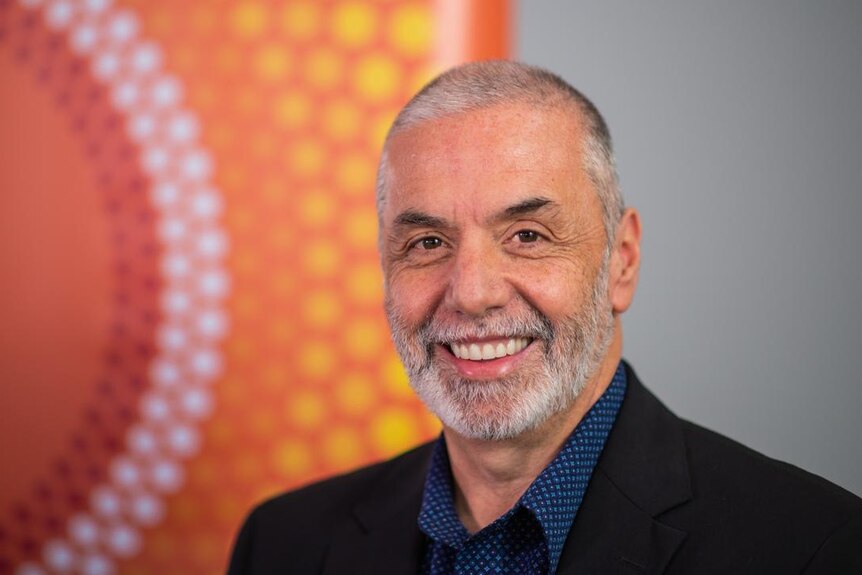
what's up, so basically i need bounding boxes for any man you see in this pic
[228,61,861,574]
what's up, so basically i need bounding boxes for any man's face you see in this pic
[380,102,615,440]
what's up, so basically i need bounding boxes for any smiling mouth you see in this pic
[447,338,533,361]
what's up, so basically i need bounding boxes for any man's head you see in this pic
[377,61,641,441]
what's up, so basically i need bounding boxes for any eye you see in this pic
[413,236,443,250]
[515,230,540,243]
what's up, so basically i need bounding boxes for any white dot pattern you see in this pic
[418,365,627,574]
[12,0,229,571]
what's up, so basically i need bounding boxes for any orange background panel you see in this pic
[0,1,510,573]
[465,0,512,60]
[0,52,112,505]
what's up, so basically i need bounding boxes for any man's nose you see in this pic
[444,238,511,317]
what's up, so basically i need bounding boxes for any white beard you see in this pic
[385,253,615,441]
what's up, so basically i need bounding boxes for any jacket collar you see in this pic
[556,362,692,573]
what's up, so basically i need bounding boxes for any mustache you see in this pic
[416,306,556,347]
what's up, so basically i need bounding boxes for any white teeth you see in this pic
[450,338,531,361]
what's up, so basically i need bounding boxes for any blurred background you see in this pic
[518,0,862,503]
[0,1,858,573]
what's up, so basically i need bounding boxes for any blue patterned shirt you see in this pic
[418,364,627,575]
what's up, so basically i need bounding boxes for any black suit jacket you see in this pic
[228,363,862,573]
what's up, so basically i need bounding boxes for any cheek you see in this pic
[386,266,448,323]
[510,260,592,319]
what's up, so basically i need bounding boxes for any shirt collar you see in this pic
[522,365,627,571]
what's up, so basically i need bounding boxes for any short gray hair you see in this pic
[376,60,624,243]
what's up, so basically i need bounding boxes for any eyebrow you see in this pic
[392,210,450,229]
[497,196,557,221]
[390,196,559,231]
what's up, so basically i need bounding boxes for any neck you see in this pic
[444,322,623,532]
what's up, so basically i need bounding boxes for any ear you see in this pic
[609,208,641,314]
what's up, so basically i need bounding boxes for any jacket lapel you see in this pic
[321,442,434,575]
[557,364,692,574]
[556,470,687,574]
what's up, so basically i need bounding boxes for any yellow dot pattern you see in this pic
[274,92,311,128]
[254,43,292,81]
[281,2,321,40]
[354,53,401,102]
[101,0,475,573]
[389,5,433,55]
[305,47,344,89]
[332,3,379,48]
[231,3,268,38]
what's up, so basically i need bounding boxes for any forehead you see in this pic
[382,102,594,220]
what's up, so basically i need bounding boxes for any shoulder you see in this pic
[680,417,859,511]
[611,363,862,571]
[227,441,434,574]
[678,415,861,514]
[673,413,862,571]
[619,362,860,521]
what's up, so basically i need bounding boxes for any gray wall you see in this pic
[519,1,861,495]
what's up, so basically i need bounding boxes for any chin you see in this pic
[409,365,578,441]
